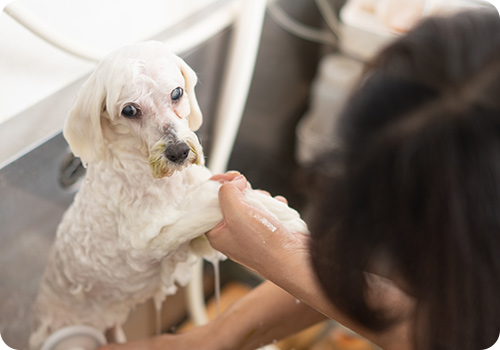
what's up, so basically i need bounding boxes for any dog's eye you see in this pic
[171,87,183,101]
[121,105,140,118]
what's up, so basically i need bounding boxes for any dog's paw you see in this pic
[245,190,309,235]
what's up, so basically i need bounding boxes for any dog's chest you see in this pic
[55,164,210,286]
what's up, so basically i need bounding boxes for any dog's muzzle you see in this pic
[148,136,203,179]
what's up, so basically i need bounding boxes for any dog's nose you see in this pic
[164,143,190,163]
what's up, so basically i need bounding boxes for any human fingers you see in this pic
[210,173,249,194]
[209,170,241,183]
[274,195,288,205]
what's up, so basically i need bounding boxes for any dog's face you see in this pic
[64,41,204,178]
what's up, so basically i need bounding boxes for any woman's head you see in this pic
[310,9,500,349]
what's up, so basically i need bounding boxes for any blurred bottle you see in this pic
[296,53,363,167]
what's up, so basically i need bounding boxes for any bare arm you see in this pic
[199,280,326,350]
[99,280,325,350]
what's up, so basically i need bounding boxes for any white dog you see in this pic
[30,41,308,349]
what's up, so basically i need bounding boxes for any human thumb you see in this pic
[217,176,248,222]
[228,174,248,191]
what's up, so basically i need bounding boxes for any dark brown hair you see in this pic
[310,9,500,350]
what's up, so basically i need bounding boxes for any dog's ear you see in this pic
[63,73,107,166]
[175,56,202,131]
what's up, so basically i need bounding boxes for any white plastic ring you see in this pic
[40,325,106,350]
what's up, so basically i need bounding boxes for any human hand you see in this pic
[210,170,245,184]
[206,174,310,279]
[211,171,288,202]
[98,328,215,350]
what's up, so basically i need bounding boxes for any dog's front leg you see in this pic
[147,178,309,256]
[147,179,224,254]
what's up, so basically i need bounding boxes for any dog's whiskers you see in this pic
[148,139,202,179]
